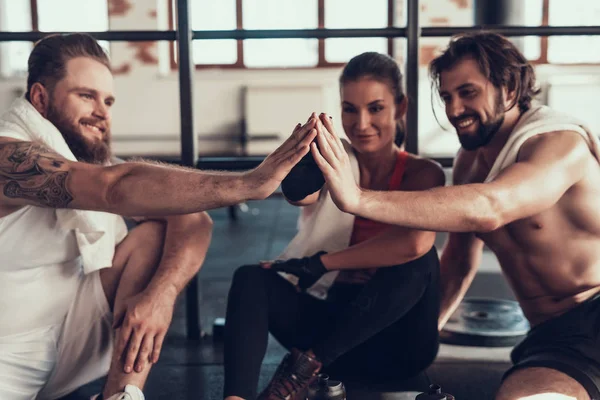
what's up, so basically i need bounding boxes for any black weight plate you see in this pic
[440,297,530,347]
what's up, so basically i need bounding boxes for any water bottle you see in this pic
[415,384,455,400]
[307,374,346,400]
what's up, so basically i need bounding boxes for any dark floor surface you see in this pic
[62,198,515,400]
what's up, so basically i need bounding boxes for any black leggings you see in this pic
[223,246,440,399]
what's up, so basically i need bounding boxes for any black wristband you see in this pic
[307,251,328,276]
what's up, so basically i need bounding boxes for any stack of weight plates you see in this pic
[440,297,530,347]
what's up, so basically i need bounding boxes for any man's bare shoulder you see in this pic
[518,130,591,163]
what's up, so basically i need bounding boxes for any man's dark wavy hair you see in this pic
[429,31,540,113]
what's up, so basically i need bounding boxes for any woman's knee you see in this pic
[231,264,269,288]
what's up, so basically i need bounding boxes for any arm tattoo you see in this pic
[0,142,73,208]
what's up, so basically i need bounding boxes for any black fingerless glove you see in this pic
[270,251,328,289]
[281,152,325,202]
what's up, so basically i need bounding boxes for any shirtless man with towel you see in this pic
[0,33,316,400]
[310,32,600,400]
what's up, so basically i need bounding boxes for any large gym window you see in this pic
[0,0,110,78]
[170,0,394,69]
[524,0,600,64]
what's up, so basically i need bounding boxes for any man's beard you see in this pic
[454,91,505,151]
[46,103,111,164]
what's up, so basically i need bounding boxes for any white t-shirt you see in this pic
[0,205,82,337]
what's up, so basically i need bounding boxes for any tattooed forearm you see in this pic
[0,142,74,208]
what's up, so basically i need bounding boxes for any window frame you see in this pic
[30,0,39,31]
[168,0,395,70]
[528,0,600,65]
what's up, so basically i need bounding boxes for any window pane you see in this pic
[325,38,387,64]
[243,0,317,29]
[190,0,236,64]
[193,40,237,64]
[37,0,108,31]
[1,0,33,77]
[242,0,318,67]
[547,0,600,63]
[324,0,388,63]
[244,39,318,68]
[548,36,600,63]
[36,0,110,52]
[521,0,543,60]
[419,0,474,27]
[522,36,541,61]
[192,0,236,30]
[325,0,387,28]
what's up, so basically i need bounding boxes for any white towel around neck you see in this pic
[485,105,600,182]
[277,139,360,300]
[0,97,127,274]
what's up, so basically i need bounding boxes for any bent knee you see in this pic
[232,264,268,285]
[497,367,590,400]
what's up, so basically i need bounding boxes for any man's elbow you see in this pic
[469,191,505,233]
[197,211,214,232]
[99,164,132,214]
[69,163,128,213]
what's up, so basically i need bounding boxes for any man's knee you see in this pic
[100,221,166,307]
[497,367,590,400]
[124,221,166,267]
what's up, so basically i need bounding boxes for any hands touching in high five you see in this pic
[310,113,363,214]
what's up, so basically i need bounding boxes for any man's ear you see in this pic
[29,83,50,117]
[504,86,518,111]
[395,96,408,120]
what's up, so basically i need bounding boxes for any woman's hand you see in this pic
[311,113,363,214]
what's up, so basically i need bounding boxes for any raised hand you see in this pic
[249,114,318,199]
[311,113,362,213]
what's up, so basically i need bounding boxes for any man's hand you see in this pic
[311,113,362,213]
[249,115,318,199]
[113,287,177,373]
[262,251,328,290]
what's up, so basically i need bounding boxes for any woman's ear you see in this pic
[395,96,408,121]
[29,83,50,117]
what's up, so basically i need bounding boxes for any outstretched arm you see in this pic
[0,117,317,216]
[312,116,590,233]
[321,160,446,270]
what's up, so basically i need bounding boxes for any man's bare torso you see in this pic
[456,135,600,325]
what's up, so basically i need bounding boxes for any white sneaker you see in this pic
[90,384,145,400]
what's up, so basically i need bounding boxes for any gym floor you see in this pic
[64,196,516,400]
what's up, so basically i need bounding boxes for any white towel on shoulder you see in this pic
[0,97,127,274]
[485,105,600,182]
[277,139,360,300]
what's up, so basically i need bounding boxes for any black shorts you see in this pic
[503,294,600,399]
